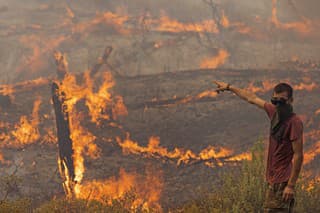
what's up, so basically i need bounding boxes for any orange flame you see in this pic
[59,72,126,124]
[246,80,318,94]
[75,168,163,211]
[10,98,41,146]
[0,85,15,96]
[221,10,230,28]
[154,15,219,34]
[71,12,130,35]
[293,82,318,91]
[200,49,230,69]
[56,71,128,199]
[18,35,68,74]
[84,72,114,123]
[117,134,236,167]
[304,141,320,165]
[226,152,252,161]
[0,78,49,97]
[271,0,313,35]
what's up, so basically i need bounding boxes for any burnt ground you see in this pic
[0,0,320,210]
[1,68,320,209]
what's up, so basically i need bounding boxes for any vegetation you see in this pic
[1,140,320,212]
[176,140,320,213]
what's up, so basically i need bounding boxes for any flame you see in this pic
[0,154,4,164]
[55,70,128,199]
[246,80,275,93]
[65,5,75,19]
[0,85,15,96]
[219,10,255,36]
[305,177,320,192]
[117,134,235,167]
[271,0,313,35]
[154,15,219,33]
[195,90,218,99]
[200,49,230,69]
[304,141,320,165]
[18,35,68,74]
[58,157,74,197]
[0,78,49,97]
[59,72,126,124]
[112,95,128,120]
[246,80,318,94]
[10,98,41,146]
[226,152,252,161]
[221,11,230,28]
[84,72,114,123]
[71,12,130,35]
[75,168,163,211]
[70,118,99,184]
[293,82,318,91]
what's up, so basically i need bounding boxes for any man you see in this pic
[214,81,303,212]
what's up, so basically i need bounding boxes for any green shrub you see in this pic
[176,139,320,213]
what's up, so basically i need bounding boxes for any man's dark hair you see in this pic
[274,83,293,98]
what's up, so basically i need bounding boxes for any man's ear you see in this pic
[289,97,294,103]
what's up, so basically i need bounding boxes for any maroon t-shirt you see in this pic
[264,102,303,184]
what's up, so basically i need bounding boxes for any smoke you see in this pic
[0,0,320,82]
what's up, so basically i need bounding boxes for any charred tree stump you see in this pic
[51,82,75,196]
[54,51,69,80]
[89,46,114,77]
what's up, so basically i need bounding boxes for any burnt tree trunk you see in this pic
[51,81,75,195]
[89,46,114,77]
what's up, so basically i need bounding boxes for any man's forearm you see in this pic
[229,85,257,104]
[288,153,303,187]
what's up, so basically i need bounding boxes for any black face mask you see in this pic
[270,98,294,141]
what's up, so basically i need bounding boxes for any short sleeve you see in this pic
[289,118,303,142]
[264,102,276,120]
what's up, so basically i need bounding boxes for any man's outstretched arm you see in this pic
[213,81,266,109]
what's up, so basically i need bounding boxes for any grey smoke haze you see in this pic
[0,0,319,83]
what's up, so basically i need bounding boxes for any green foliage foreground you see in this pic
[177,140,320,213]
[1,140,319,212]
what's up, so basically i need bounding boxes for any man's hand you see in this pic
[282,186,294,202]
[213,81,230,93]
[213,81,266,109]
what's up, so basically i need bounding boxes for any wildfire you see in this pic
[154,14,219,34]
[0,85,15,96]
[54,70,129,200]
[10,98,42,147]
[71,11,130,35]
[304,141,320,165]
[271,0,313,35]
[200,49,230,69]
[293,82,318,91]
[59,72,127,124]
[178,90,218,105]
[226,152,252,161]
[17,35,68,74]
[246,80,318,94]
[0,78,50,97]
[75,168,163,211]
[117,134,246,167]
[221,11,230,28]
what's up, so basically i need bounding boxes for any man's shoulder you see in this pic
[289,114,304,127]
